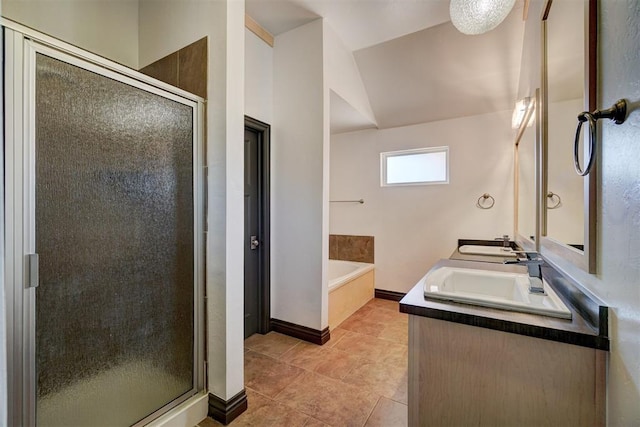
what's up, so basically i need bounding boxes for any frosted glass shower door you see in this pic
[31,48,201,426]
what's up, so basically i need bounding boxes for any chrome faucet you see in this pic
[504,251,546,294]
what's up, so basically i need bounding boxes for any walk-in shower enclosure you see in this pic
[3,21,205,426]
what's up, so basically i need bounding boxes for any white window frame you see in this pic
[380,146,450,187]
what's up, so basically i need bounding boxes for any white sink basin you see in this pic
[459,245,518,257]
[422,266,572,319]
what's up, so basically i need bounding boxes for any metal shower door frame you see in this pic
[3,20,206,427]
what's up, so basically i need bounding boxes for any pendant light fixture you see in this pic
[450,0,516,35]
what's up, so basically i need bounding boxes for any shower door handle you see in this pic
[250,236,260,250]
[26,253,39,288]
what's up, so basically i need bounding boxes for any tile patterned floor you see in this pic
[197,298,408,427]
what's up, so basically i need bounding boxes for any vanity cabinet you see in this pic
[400,259,608,427]
[407,315,605,426]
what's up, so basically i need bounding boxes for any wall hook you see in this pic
[574,99,628,176]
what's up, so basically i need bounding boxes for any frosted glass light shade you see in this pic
[450,0,516,35]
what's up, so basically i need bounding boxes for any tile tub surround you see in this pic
[329,235,375,264]
[199,298,408,426]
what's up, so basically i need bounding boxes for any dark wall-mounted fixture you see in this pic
[574,99,628,176]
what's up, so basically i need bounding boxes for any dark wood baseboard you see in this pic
[375,289,406,302]
[208,389,247,425]
[271,318,330,345]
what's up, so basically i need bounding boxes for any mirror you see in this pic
[515,91,539,250]
[542,0,596,272]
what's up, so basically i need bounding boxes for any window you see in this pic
[380,146,449,186]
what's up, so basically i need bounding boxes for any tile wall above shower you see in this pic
[140,37,208,99]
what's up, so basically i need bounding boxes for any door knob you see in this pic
[250,235,260,250]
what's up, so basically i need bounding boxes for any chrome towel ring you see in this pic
[476,193,495,209]
[547,192,562,209]
[574,99,628,176]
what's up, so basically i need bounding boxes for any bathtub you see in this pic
[328,260,375,330]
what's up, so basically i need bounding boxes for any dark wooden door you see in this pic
[244,127,260,338]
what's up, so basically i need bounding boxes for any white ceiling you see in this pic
[355,5,525,128]
[245,0,452,51]
[246,0,526,130]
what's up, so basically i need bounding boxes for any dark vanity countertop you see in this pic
[399,259,610,351]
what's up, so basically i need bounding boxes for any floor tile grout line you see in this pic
[276,340,344,379]
[246,385,319,425]
[272,338,362,384]
[365,305,401,313]
[283,344,369,383]
[270,368,304,403]
[243,299,408,426]
[244,331,302,349]
[246,385,276,402]
[330,327,409,394]
[278,340,303,360]
[334,327,408,351]
[339,325,408,345]
[387,395,409,406]
[361,395,383,427]
[244,342,301,359]
[272,369,385,426]
[326,330,350,348]
[304,415,332,427]
[336,359,359,382]
[244,348,283,363]
[270,375,332,426]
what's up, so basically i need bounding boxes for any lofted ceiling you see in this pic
[246,0,526,131]
[245,0,452,51]
[355,4,524,128]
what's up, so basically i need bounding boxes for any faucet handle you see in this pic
[503,255,545,292]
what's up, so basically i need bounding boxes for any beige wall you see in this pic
[324,22,376,128]
[519,0,640,423]
[550,1,640,423]
[245,28,273,125]
[272,19,329,330]
[330,109,514,293]
[2,0,139,68]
